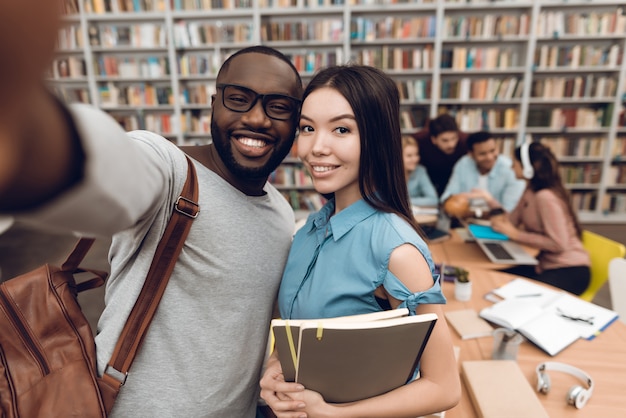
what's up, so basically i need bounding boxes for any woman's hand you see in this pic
[491,215,518,240]
[260,353,307,418]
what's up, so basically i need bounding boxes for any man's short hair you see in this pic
[217,45,303,92]
[428,114,458,137]
[466,131,492,151]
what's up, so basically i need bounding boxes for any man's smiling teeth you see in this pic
[312,165,336,172]
[238,137,266,148]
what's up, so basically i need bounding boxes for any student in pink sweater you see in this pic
[491,142,590,295]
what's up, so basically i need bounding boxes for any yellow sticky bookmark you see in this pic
[285,321,297,371]
[316,322,324,340]
[285,320,325,371]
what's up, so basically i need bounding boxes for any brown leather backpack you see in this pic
[0,238,113,417]
[0,158,198,417]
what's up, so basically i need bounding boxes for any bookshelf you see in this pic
[51,0,626,221]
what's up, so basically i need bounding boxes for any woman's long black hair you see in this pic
[303,65,422,235]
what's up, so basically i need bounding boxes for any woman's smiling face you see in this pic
[297,87,362,210]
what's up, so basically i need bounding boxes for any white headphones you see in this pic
[535,362,594,409]
[520,141,534,179]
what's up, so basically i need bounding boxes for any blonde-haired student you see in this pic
[403,135,439,207]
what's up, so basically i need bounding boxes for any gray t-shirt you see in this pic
[21,105,295,417]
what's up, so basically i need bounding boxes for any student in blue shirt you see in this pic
[403,135,439,207]
[260,65,460,418]
[440,131,525,214]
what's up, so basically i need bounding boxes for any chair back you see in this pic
[580,231,626,302]
[609,258,626,324]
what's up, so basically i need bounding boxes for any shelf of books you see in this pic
[50,0,626,220]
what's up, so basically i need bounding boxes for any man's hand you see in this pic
[0,1,62,114]
[0,1,78,208]
[0,132,21,196]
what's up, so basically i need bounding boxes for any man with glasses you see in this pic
[0,5,304,413]
[217,83,301,121]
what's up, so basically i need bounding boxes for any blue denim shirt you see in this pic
[440,154,525,211]
[278,198,445,321]
[407,165,439,206]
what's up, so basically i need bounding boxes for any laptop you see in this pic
[414,206,451,243]
[465,223,538,265]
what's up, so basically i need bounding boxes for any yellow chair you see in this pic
[580,230,626,302]
[608,258,626,324]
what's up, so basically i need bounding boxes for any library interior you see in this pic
[1,0,626,417]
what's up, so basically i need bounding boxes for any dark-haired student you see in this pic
[440,131,525,214]
[413,113,468,196]
[260,64,460,418]
[491,142,591,295]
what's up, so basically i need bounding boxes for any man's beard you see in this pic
[210,119,293,180]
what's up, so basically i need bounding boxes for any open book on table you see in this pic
[271,309,437,403]
[480,278,619,356]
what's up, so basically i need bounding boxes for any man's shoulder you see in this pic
[492,154,512,170]
[496,153,513,164]
[413,127,431,142]
[179,144,206,159]
[455,154,474,168]
[265,183,298,217]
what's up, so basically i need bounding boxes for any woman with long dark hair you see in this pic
[491,142,590,295]
[260,65,460,417]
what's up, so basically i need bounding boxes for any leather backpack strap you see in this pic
[61,237,96,271]
[102,156,199,389]
[61,237,109,291]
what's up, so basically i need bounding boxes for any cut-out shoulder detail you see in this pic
[384,270,446,315]
[399,278,445,314]
[389,243,433,292]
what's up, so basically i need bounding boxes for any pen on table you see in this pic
[515,293,542,298]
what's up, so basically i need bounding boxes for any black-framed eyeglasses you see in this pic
[216,83,301,121]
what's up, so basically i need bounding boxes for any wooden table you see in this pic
[429,240,626,418]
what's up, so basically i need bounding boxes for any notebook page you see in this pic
[517,311,580,356]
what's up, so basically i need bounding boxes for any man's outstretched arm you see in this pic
[0,0,82,211]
